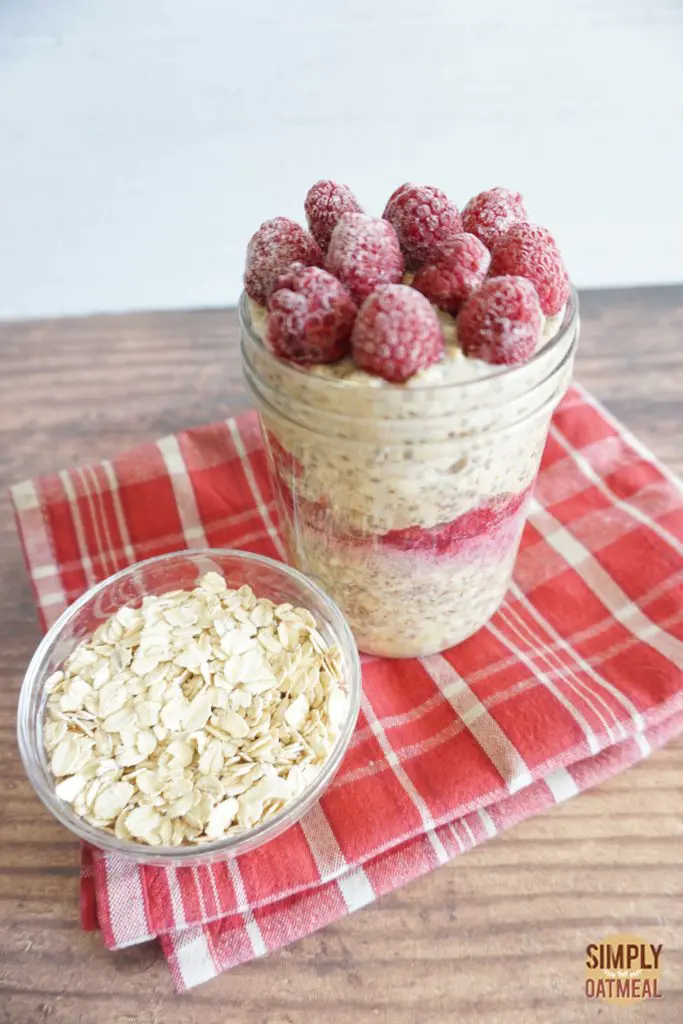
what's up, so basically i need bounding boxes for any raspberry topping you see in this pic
[412,233,491,314]
[457,275,542,366]
[382,183,463,263]
[304,180,363,251]
[489,222,569,315]
[244,217,322,306]
[351,284,443,383]
[266,264,356,364]
[325,213,404,306]
[462,187,527,250]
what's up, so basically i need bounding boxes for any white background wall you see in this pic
[0,0,681,319]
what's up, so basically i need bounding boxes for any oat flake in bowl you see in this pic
[18,550,361,863]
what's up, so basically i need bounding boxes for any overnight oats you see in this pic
[239,182,579,657]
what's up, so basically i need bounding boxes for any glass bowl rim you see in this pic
[17,548,362,864]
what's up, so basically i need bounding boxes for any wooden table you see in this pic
[1,287,681,1023]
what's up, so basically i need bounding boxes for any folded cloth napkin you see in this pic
[11,383,683,992]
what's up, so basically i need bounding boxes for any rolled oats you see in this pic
[44,573,348,847]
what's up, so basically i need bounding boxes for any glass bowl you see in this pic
[17,549,361,865]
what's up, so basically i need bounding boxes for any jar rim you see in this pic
[244,339,576,449]
[239,286,579,394]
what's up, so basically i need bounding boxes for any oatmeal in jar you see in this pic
[240,182,578,656]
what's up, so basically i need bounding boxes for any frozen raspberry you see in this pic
[489,222,569,315]
[325,213,404,306]
[266,264,356,364]
[304,180,363,251]
[457,275,542,366]
[382,183,463,264]
[244,217,322,306]
[462,187,527,250]
[412,233,490,314]
[351,284,443,383]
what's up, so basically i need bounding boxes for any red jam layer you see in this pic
[378,487,532,557]
[272,465,532,564]
[266,428,533,560]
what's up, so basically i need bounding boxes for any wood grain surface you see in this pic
[1,286,681,1024]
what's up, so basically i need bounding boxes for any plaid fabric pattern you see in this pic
[11,383,683,992]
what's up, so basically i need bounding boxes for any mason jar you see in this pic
[240,290,579,657]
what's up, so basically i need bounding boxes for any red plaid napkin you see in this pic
[11,383,683,992]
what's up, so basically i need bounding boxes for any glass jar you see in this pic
[240,291,579,658]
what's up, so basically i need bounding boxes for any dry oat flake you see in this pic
[43,572,348,846]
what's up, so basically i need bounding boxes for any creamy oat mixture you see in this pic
[280,525,521,657]
[43,572,347,845]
